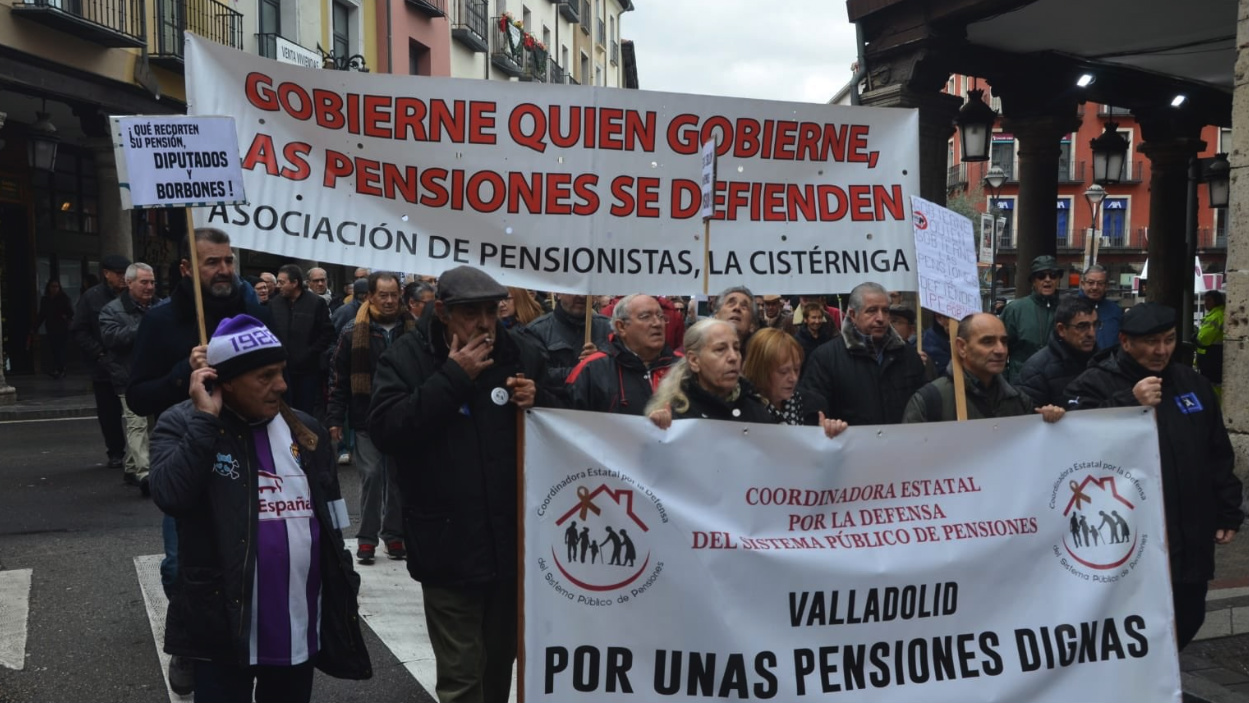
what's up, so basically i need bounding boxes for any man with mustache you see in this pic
[126,227,272,696]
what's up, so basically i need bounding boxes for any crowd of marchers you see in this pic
[56,228,1239,703]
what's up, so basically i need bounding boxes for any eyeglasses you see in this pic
[1035,271,1062,281]
[309,278,327,283]
[1070,320,1103,332]
[631,311,667,324]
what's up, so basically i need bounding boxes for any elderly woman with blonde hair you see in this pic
[645,319,847,438]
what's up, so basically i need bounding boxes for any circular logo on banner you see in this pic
[913,210,928,230]
[536,468,667,607]
[1047,460,1149,583]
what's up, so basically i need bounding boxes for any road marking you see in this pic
[134,555,191,702]
[0,417,96,425]
[0,568,32,670]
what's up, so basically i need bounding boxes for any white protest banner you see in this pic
[523,407,1178,703]
[111,115,246,210]
[699,139,716,221]
[911,195,980,319]
[185,33,920,294]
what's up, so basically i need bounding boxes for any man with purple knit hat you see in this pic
[150,314,371,700]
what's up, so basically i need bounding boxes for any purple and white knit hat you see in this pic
[206,314,287,381]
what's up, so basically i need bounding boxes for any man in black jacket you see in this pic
[71,253,131,468]
[567,294,680,414]
[1064,303,1243,650]
[270,264,336,415]
[798,281,927,426]
[327,272,413,563]
[524,292,610,386]
[151,314,370,701]
[369,266,561,703]
[1016,296,1098,407]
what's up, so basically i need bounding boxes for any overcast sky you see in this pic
[623,0,860,104]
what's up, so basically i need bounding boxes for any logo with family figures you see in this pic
[551,483,652,592]
[1061,475,1137,570]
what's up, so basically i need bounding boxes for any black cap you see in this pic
[888,306,916,324]
[352,278,369,297]
[436,266,507,306]
[1120,302,1176,336]
[1030,255,1061,276]
[101,254,132,273]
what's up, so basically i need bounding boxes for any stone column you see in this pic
[859,84,962,206]
[89,138,134,261]
[1002,112,1080,295]
[1221,0,1249,474]
[1135,127,1204,320]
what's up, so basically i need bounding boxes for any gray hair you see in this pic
[307,266,327,279]
[848,282,888,313]
[644,318,736,417]
[611,294,647,326]
[713,285,756,326]
[124,262,154,282]
[1082,264,1108,278]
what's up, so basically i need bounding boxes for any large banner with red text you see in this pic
[185,33,920,294]
[522,407,1178,702]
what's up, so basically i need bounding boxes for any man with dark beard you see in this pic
[126,227,271,696]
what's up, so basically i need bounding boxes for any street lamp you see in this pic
[27,107,59,173]
[1206,153,1230,209]
[1091,121,1130,185]
[984,165,1007,306]
[955,88,998,163]
[1084,183,1107,270]
[318,45,369,72]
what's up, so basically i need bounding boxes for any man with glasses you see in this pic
[307,266,332,305]
[567,294,681,414]
[1001,255,1064,382]
[1016,297,1099,407]
[1078,264,1123,350]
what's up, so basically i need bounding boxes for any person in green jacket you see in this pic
[1001,255,1063,382]
[1195,289,1225,402]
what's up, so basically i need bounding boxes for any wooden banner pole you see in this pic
[185,208,207,345]
[948,317,968,421]
[702,220,711,296]
[583,295,593,347]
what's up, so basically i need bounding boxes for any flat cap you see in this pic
[101,254,132,273]
[436,265,507,306]
[352,278,369,297]
[1030,255,1061,275]
[888,306,916,324]
[1120,302,1176,336]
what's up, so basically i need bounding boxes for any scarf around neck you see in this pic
[350,302,415,399]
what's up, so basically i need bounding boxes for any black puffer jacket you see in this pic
[523,304,611,387]
[797,318,928,426]
[567,336,680,415]
[269,291,336,375]
[1016,331,1095,408]
[672,377,776,424]
[149,401,371,679]
[1064,350,1244,582]
[70,282,119,382]
[368,314,563,588]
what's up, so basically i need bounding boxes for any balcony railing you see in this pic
[610,39,618,65]
[1119,160,1145,184]
[946,163,968,188]
[523,49,548,82]
[569,75,580,85]
[558,0,578,22]
[549,59,566,85]
[1058,159,1085,184]
[11,0,146,47]
[579,0,590,33]
[150,0,243,70]
[451,0,488,52]
[490,17,526,77]
[596,18,605,46]
[992,161,1016,182]
[406,0,445,17]
[1098,105,1133,117]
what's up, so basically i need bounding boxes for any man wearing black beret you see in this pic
[71,253,132,468]
[1064,302,1243,650]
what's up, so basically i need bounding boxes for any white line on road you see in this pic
[134,555,192,703]
[0,417,95,425]
[0,568,32,670]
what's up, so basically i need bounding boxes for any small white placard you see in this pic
[699,139,716,220]
[275,36,322,69]
[111,115,246,209]
[912,195,981,320]
[979,213,994,265]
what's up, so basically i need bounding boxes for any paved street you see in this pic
[0,417,441,703]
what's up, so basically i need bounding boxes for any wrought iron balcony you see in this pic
[451,0,488,52]
[1119,160,1145,184]
[557,0,578,22]
[1057,159,1085,184]
[522,47,549,82]
[490,17,526,77]
[549,59,566,85]
[11,0,146,47]
[406,0,445,17]
[946,163,968,188]
[579,0,590,33]
[569,75,580,85]
[610,39,618,65]
[149,0,243,71]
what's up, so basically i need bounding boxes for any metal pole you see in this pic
[988,190,999,310]
[0,269,17,405]
[1092,200,1103,267]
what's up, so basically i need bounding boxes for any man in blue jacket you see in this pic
[1078,264,1123,350]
